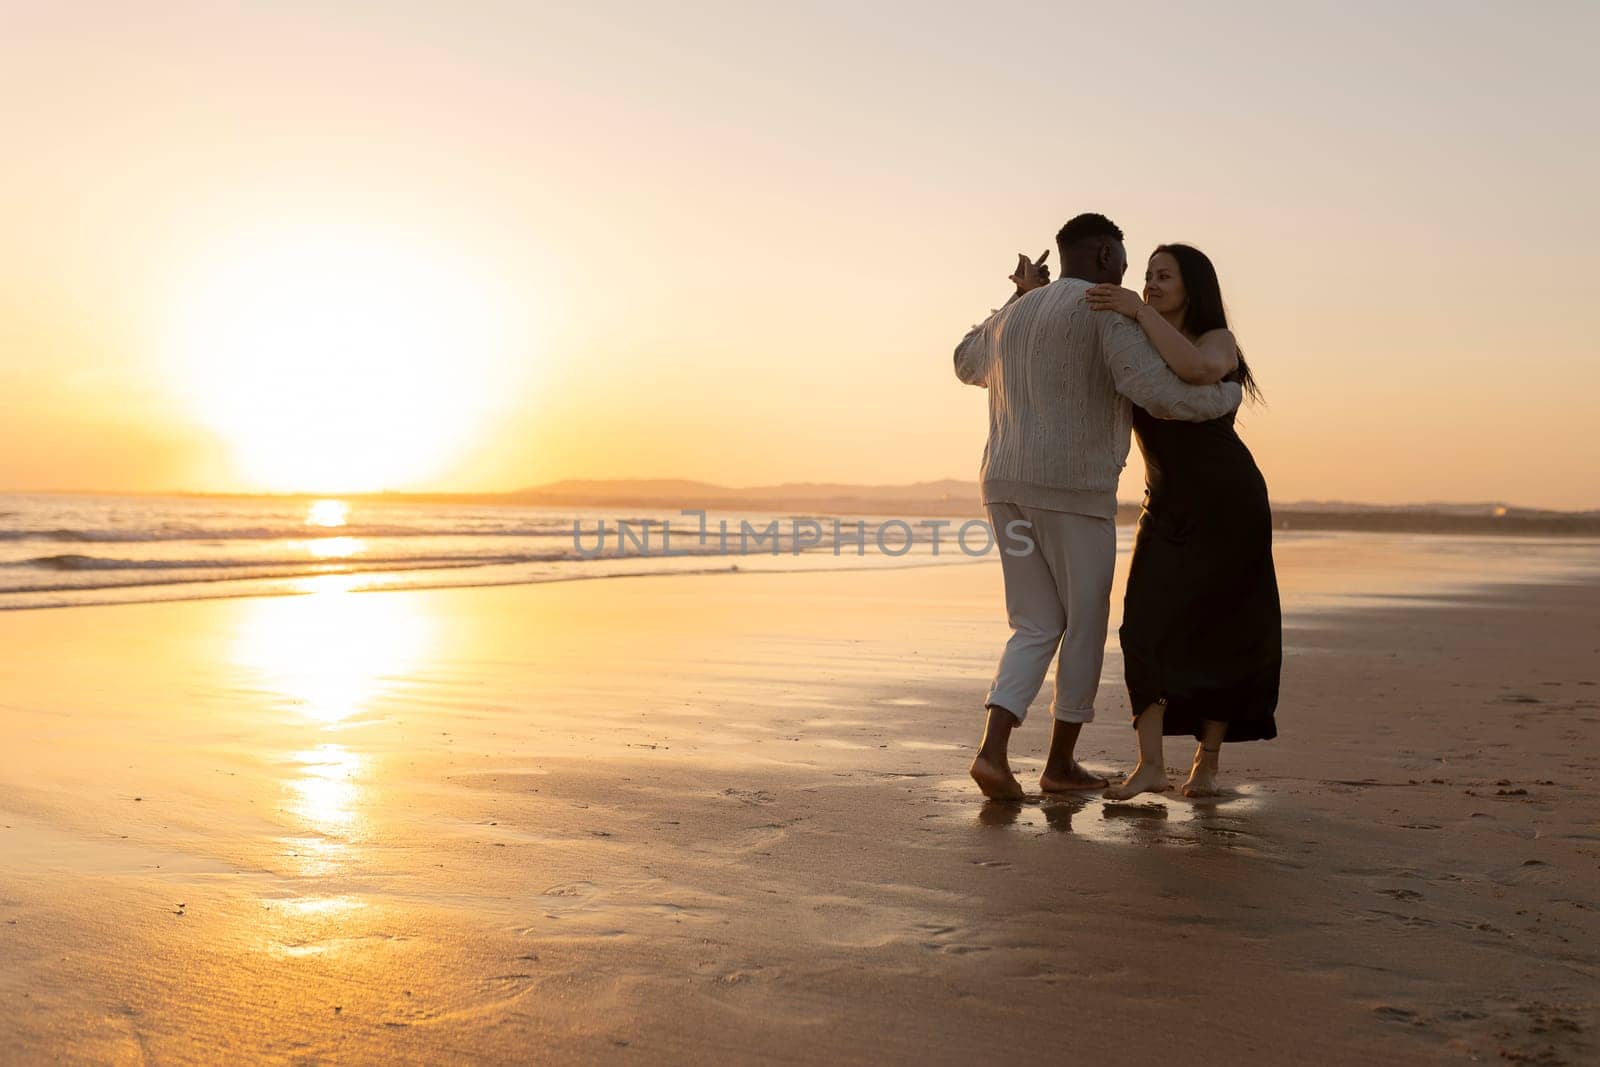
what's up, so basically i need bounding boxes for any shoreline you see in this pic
[7,527,1600,615]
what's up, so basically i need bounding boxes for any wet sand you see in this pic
[2,536,1599,1064]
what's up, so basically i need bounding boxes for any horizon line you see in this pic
[2,483,1595,516]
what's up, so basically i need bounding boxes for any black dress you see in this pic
[1119,401,1281,742]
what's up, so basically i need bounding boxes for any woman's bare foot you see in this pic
[1039,761,1109,793]
[1104,761,1170,801]
[970,755,1024,800]
[1182,747,1222,797]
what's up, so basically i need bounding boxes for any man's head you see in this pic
[1055,213,1127,285]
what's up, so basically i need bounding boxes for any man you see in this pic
[953,213,1242,800]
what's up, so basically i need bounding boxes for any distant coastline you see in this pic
[9,480,1600,537]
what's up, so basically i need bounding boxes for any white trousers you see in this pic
[983,503,1117,725]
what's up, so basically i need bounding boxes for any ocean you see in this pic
[0,493,1007,611]
[8,492,1598,614]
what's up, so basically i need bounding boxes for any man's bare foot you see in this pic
[1040,761,1109,792]
[1182,748,1222,797]
[970,754,1024,800]
[1104,761,1170,801]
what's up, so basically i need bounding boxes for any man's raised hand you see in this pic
[1009,249,1051,295]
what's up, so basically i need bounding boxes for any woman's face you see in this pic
[1143,252,1186,316]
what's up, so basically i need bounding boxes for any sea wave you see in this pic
[0,538,783,594]
[0,558,510,597]
[0,516,921,546]
[0,523,579,543]
[13,551,548,572]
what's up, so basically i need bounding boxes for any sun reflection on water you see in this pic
[304,535,366,560]
[305,499,349,528]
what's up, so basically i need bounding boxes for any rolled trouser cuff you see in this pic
[983,691,1031,726]
[1051,703,1095,724]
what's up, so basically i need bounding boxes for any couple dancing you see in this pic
[954,212,1280,801]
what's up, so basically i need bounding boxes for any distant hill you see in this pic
[502,478,982,513]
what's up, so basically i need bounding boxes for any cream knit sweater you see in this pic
[954,278,1242,518]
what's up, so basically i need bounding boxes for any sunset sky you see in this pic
[2,1,1596,507]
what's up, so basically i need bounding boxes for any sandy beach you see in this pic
[3,534,1598,1064]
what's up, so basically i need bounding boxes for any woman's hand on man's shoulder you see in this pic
[1085,284,1145,318]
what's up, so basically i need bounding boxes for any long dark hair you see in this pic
[1153,243,1262,404]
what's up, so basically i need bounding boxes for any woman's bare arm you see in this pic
[1086,283,1239,385]
[1132,309,1239,385]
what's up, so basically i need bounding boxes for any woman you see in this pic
[1085,244,1281,799]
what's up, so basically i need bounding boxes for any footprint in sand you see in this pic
[719,788,776,806]
[1102,801,1169,819]
[1367,908,1438,928]
[1377,888,1424,902]
[913,921,989,956]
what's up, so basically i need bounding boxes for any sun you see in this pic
[162,225,527,493]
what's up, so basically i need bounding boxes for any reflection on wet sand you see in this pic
[261,894,373,958]
[282,744,366,876]
[287,744,365,834]
[228,590,438,939]
[975,786,1261,848]
[1042,794,1092,833]
[230,590,437,725]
